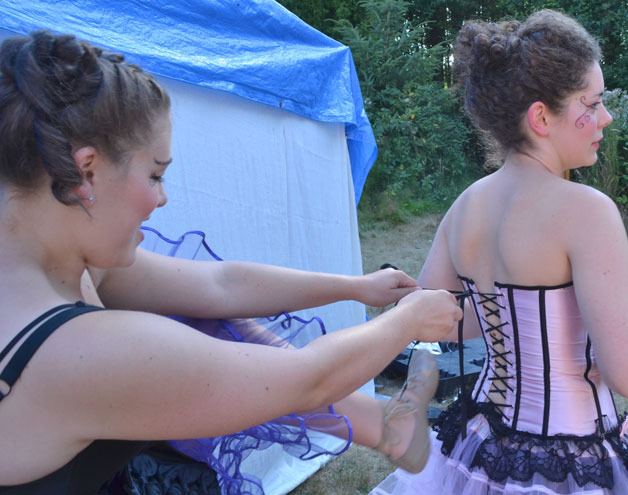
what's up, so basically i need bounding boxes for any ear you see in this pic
[525,101,551,138]
[71,146,98,201]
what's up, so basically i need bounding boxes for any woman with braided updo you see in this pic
[0,31,463,494]
[371,9,628,495]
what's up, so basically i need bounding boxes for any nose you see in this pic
[599,104,613,129]
[157,184,168,208]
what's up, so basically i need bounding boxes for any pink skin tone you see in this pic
[75,112,424,463]
[73,113,171,268]
[550,62,613,171]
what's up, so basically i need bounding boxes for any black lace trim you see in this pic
[433,398,628,489]
[99,444,221,495]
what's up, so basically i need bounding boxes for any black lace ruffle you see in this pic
[433,398,628,489]
[100,443,221,495]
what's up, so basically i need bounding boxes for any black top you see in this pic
[0,303,149,495]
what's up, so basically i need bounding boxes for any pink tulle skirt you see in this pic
[370,412,628,495]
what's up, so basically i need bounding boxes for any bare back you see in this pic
[419,160,628,398]
[444,165,579,291]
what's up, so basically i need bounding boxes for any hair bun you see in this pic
[0,30,170,205]
[33,31,102,107]
[470,21,519,71]
[6,31,102,118]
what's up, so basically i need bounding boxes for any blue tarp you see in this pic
[0,0,377,202]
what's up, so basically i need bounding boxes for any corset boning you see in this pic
[460,278,620,437]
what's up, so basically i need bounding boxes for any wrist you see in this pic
[349,274,370,304]
[379,304,414,343]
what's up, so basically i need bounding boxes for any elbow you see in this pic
[598,364,628,398]
[290,350,337,412]
[606,376,628,398]
[299,384,333,413]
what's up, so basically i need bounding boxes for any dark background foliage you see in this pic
[277,0,628,219]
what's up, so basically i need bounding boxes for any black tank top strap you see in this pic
[0,302,104,402]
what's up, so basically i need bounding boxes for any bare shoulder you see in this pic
[38,308,202,367]
[22,309,206,403]
[555,181,623,235]
[451,174,493,205]
[443,174,497,229]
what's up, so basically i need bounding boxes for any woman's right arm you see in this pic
[38,288,460,442]
[566,189,628,396]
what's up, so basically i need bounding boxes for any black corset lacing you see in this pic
[429,286,628,489]
[448,288,514,440]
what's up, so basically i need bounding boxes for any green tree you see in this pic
[276,0,363,35]
[406,0,627,89]
[332,0,480,218]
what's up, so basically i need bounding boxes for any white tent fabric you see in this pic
[146,77,374,495]
[0,24,373,495]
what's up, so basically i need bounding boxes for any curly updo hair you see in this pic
[0,31,171,204]
[453,10,601,156]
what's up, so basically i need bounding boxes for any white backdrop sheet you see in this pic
[146,78,373,494]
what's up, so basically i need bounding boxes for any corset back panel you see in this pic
[370,280,628,494]
[462,277,619,437]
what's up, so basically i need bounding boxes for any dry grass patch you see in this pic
[289,444,394,495]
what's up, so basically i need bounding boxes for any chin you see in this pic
[572,155,598,169]
[584,156,599,167]
[101,245,139,269]
[119,244,140,267]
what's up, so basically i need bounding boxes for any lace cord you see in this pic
[454,291,469,439]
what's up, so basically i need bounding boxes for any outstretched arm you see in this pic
[92,248,418,318]
[41,287,460,443]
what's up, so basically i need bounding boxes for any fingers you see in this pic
[454,304,463,321]
[395,271,419,288]
[381,267,418,289]
[395,288,463,342]
[360,268,419,307]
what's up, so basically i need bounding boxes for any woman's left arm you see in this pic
[92,248,418,318]
[567,190,628,396]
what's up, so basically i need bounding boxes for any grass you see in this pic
[289,444,394,495]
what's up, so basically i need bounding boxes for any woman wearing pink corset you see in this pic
[372,9,628,495]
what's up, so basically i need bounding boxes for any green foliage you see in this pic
[331,0,481,220]
[405,0,627,89]
[275,0,363,35]
[574,89,628,207]
[278,0,627,220]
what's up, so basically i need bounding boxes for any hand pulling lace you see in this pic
[433,398,628,488]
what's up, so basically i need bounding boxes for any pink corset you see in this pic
[460,276,621,436]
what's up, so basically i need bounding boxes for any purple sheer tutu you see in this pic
[141,227,352,495]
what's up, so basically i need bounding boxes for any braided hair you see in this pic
[0,31,170,204]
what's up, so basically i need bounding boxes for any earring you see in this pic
[87,195,96,203]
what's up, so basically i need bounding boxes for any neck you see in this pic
[0,187,86,304]
[504,150,565,177]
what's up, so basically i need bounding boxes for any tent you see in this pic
[0,1,378,493]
